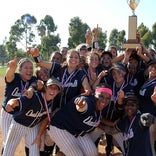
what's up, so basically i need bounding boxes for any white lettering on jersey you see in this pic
[65,80,78,87]
[83,116,100,127]
[139,89,146,96]
[11,87,21,97]
[130,79,137,86]
[25,110,46,118]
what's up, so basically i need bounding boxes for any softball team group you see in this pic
[1,29,156,156]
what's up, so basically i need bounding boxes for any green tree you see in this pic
[37,15,61,60]
[6,14,37,56]
[97,28,107,50]
[109,29,126,50]
[0,44,7,65]
[151,22,156,49]
[68,17,89,48]
[138,23,152,48]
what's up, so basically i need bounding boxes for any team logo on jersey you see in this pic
[83,116,100,127]
[139,89,146,96]
[64,80,78,87]
[25,110,47,117]
[11,87,22,97]
[130,79,137,86]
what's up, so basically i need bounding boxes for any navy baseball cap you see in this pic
[123,94,139,106]
[46,78,61,90]
[109,63,126,73]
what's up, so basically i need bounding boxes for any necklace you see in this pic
[61,68,76,88]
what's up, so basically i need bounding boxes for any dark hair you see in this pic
[101,51,113,58]
[95,83,112,90]
[123,93,139,105]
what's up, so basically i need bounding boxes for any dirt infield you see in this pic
[0,76,25,155]
[0,76,122,156]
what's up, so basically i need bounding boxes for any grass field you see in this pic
[0,67,7,77]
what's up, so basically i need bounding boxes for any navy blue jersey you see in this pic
[51,95,102,137]
[139,79,156,116]
[126,70,146,96]
[83,66,101,82]
[102,80,134,121]
[61,69,86,103]
[49,64,87,104]
[2,73,37,109]
[116,112,152,156]
[49,62,62,81]
[13,92,52,128]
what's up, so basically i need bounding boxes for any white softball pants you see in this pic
[2,120,40,156]
[47,126,98,156]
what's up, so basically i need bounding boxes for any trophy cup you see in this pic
[122,0,140,49]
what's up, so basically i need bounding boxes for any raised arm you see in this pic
[27,47,53,70]
[6,56,17,83]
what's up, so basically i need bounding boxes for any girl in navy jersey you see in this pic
[139,60,156,155]
[34,84,113,156]
[2,78,61,156]
[83,52,101,89]
[115,94,153,156]
[1,57,37,154]
[28,48,91,104]
[101,63,134,155]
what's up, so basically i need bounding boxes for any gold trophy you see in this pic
[122,0,140,49]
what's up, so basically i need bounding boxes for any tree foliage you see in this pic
[138,23,152,48]
[109,29,126,50]
[96,28,107,50]
[1,13,156,62]
[37,15,61,60]
[68,17,89,48]
[152,22,156,49]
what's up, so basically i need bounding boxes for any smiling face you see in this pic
[124,100,139,118]
[45,84,60,101]
[148,64,156,79]
[19,60,34,81]
[95,92,111,111]
[111,69,126,84]
[87,53,100,69]
[127,59,138,75]
[66,50,80,68]
[36,67,50,82]
[101,54,112,68]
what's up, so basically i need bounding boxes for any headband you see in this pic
[95,87,112,96]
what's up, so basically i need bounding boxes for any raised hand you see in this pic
[27,47,39,57]
[7,56,17,69]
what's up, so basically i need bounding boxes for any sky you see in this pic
[0,0,156,49]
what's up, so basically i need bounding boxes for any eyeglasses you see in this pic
[95,96,111,103]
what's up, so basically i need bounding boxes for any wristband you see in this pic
[93,41,98,49]
[33,55,42,63]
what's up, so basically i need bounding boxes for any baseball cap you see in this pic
[46,78,61,90]
[123,94,139,106]
[109,63,126,73]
